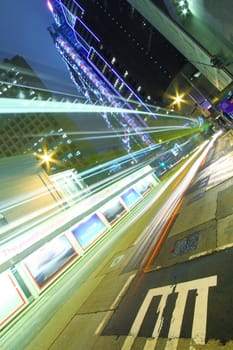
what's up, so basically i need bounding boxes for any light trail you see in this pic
[78,143,160,179]
[71,128,198,141]
[0,150,153,241]
[150,111,199,125]
[142,130,223,271]
[0,133,168,245]
[0,78,158,115]
[25,125,196,136]
[0,97,156,116]
[0,142,155,219]
[0,96,201,149]
[121,131,222,350]
[0,185,61,214]
[0,156,148,237]
[0,131,221,268]
[0,78,85,101]
[0,127,202,238]
[0,132,199,235]
[0,78,200,127]
[0,135,195,241]
[0,60,210,253]
[24,124,197,139]
[0,96,200,128]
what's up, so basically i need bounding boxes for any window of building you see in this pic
[111,57,116,64]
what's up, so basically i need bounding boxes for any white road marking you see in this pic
[164,276,217,349]
[143,338,158,350]
[121,275,217,350]
[95,273,136,335]
[121,336,135,350]
[191,276,217,344]
[121,285,173,349]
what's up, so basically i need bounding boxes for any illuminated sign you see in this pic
[0,166,154,265]
[24,235,77,289]
[101,200,126,224]
[0,271,27,327]
[134,177,152,195]
[121,188,141,208]
[217,91,233,114]
[72,213,107,249]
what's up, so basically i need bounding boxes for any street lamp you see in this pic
[171,93,186,109]
[174,95,182,104]
[36,144,57,174]
[41,153,52,164]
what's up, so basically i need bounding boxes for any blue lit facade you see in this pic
[47,0,157,151]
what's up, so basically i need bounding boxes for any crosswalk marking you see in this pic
[143,338,158,349]
[165,276,217,349]
[121,275,217,349]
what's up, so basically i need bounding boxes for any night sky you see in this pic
[0,0,76,94]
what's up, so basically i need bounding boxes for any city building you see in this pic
[0,154,63,226]
[47,0,161,152]
[47,0,212,176]
[0,55,94,174]
[57,0,187,106]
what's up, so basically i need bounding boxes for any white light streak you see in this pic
[0,97,155,116]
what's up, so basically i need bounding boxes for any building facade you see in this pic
[0,154,63,226]
[0,55,92,173]
[58,0,187,105]
[47,0,212,174]
[47,0,163,152]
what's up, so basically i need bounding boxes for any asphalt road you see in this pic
[103,247,233,347]
[102,132,233,349]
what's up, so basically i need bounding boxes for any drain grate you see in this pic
[171,231,200,256]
